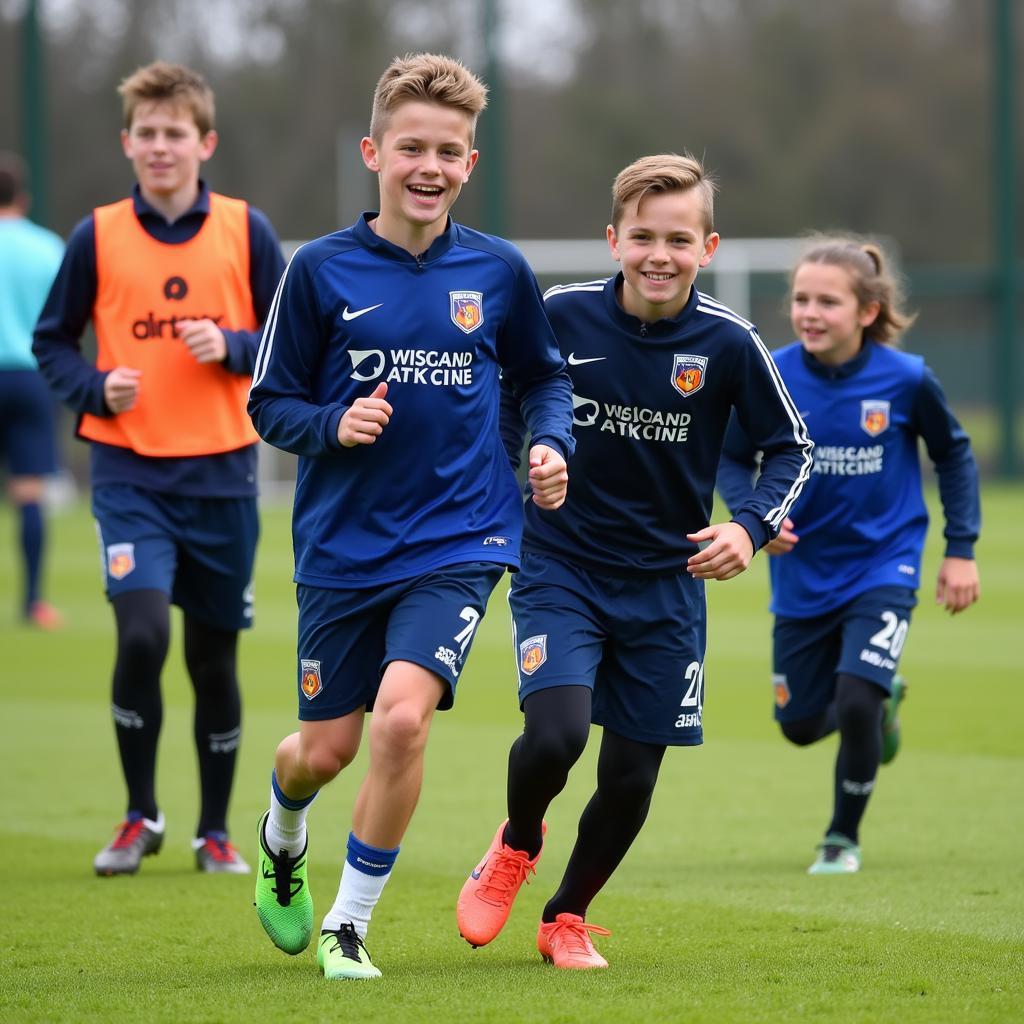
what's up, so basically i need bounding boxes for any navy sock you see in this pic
[18,502,44,612]
[827,674,884,843]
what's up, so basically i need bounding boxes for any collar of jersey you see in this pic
[800,337,875,380]
[132,179,210,227]
[354,211,456,264]
[601,273,700,338]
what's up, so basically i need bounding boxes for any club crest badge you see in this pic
[772,673,791,709]
[450,291,484,334]
[300,659,323,700]
[860,400,890,437]
[107,543,135,580]
[672,354,708,397]
[519,635,547,676]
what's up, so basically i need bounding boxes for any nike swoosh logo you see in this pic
[342,303,383,321]
[567,353,607,366]
[471,857,488,880]
[798,410,812,420]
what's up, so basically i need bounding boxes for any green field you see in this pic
[1,486,1021,1023]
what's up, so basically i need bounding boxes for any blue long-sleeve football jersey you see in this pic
[249,213,574,588]
[500,275,812,576]
[716,339,980,618]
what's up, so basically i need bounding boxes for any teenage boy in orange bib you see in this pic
[33,61,285,876]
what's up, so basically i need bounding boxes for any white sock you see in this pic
[321,833,400,939]
[321,861,394,939]
[264,778,314,858]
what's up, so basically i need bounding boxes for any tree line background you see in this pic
[1,0,1021,468]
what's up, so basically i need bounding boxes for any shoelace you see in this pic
[270,847,304,906]
[325,923,370,963]
[111,818,146,849]
[549,918,611,957]
[477,848,536,903]
[203,835,238,862]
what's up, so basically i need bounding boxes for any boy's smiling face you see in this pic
[121,100,216,208]
[607,189,718,322]
[361,100,477,249]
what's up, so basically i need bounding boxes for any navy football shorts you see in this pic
[771,585,917,722]
[0,370,58,476]
[294,561,505,721]
[509,552,707,746]
[92,483,258,631]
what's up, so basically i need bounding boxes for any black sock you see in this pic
[184,616,242,837]
[827,674,885,843]
[19,501,44,612]
[543,730,665,922]
[504,686,592,857]
[111,591,170,821]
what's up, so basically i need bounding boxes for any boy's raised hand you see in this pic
[527,445,568,510]
[177,318,228,364]
[338,382,392,447]
[103,366,142,413]
[685,521,754,581]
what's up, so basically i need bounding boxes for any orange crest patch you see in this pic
[772,673,791,709]
[450,291,484,334]
[519,635,547,677]
[107,543,135,580]
[860,400,890,437]
[300,659,322,700]
[671,354,709,398]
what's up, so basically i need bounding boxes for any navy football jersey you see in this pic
[501,275,812,576]
[249,214,574,588]
[717,339,980,617]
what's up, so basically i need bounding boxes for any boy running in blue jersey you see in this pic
[716,236,980,874]
[34,62,285,877]
[456,154,813,968]
[248,52,574,981]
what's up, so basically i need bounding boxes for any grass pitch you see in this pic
[1,484,1021,1023]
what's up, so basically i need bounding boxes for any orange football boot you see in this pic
[537,913,611,969]
[457,819,544,947]
[27,600,63,630]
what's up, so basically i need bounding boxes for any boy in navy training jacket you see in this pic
[248,52,574,981]
[456,153,812,969]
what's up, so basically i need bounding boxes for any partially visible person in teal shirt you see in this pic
[0,151,65,628]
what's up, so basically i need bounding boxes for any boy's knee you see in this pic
[118,618,170,664]
[373,701,432,755]
[835,675,884,733]
[779,719,820,747]
[297,742,353,786]
[523,719,588,770]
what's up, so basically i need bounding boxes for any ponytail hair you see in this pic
[792,234,917,344]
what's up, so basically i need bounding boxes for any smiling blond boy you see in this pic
[248,53,574,980]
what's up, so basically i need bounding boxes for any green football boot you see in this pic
[881,675,907,765]
[254,811,313,955]
[807,833,861,875]
[317,924,382,980]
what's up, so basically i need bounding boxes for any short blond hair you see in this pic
[793,234,917,344]
[369,53,487,144]
[611,153,716,235]
[118,61,215,135]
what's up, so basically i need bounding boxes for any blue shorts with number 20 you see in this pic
[771,585,917,722]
